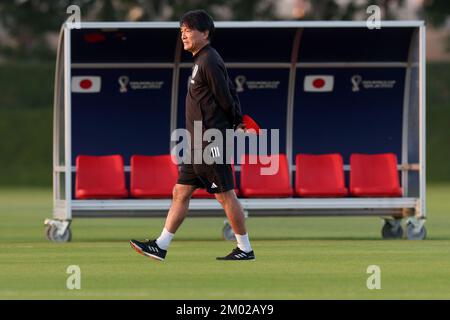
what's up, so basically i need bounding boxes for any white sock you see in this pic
[156,228,174,250]
[235,233,252,253]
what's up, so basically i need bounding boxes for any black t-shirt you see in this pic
[185,44,243,149]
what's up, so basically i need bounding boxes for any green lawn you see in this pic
[0,185,450,299]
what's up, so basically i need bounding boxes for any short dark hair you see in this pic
[180,10,215,41]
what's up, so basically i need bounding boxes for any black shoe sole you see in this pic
[130,241,165,261]
[216,257,256,261]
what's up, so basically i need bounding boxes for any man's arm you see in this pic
[204,59,243,128]
[227,77,244,128]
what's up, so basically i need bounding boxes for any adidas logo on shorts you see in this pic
[211,182,218,189]
[210,146,220,158]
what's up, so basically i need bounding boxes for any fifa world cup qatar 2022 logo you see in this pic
[351,75,363,92]
[235,75,247,92]
[118,75,130,93]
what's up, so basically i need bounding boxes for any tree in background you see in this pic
[0,0,277,60]
[303,0,407,20]
[422,0,450,52]
[0,0,92,59]
[422,0,450,27]
[1,0,450,60]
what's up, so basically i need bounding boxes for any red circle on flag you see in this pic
[80,79,92,89]
[312,78,325,88]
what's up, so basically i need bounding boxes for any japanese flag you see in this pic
[72,76,101,93]
[304,75,334,92]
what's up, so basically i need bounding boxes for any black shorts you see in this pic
[177,162,235,194]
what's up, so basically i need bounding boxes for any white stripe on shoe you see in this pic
[130,241,165,261]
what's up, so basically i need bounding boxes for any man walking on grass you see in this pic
[130,10,255,261]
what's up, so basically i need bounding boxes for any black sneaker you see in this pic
[130,239,166,261]
[216,247,255,261]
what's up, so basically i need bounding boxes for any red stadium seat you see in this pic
[191,164,239,198]
[75,155,128,199]
[130,155,178,198]
[295,154,348,197]
[350,153,402,197]
[239,154,293,198]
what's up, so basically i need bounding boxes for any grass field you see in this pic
[1,185,450,300]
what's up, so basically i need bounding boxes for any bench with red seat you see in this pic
[130,154,179,198]
[295,153,348,197]
[75,152,404,201]
[239,153,293,198]
[350,153,402,197]
[75,155,128,199]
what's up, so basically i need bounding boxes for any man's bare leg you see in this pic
[215,190,254,256]
[154,184,197,249]
[130,184,197,260]
[215,190,246,235]
[163,184,197,233]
